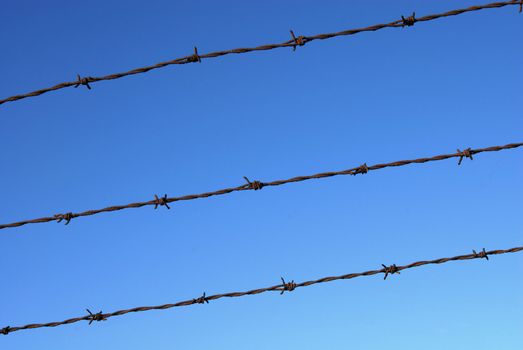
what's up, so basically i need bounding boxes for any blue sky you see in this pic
[1,0,522,349]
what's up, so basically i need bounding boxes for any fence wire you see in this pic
[0,1,521,106]
[1,245,521,336]
[1,142,521,231]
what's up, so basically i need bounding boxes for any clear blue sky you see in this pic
[1,0,522,349]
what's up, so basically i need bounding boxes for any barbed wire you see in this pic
[1,142,521,231]
[1,245,520,335]
[1,1,521,106]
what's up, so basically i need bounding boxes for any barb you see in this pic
[54,212,75,225]
[352,163,369,176]
[74,74,93,90]
[457,148,474,165]
[1,142,521,231]
[290,30,306,51]
[402,12,417,27]
[193,292,209,304]
[381,264,400,280]
[243,176,264,191]
[0,1,520,106]
[86,309,106,325]
[279,277,297,295]
[473,248,489,260]
[3,245,521,335]
[185,47,201,63]
[154,194,170,210]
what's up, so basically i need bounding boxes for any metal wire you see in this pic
[2,245,521,335]
[1,142,521,231]
[0,1,520,106]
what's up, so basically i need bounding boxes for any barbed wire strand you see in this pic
[0,1,521,106]
[1,245,521,335]
[1,142,521,231]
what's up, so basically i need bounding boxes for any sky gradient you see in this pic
[1,1,522,349]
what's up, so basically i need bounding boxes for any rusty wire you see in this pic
[1,245,521,335]
[0,1,520,106]
[1,142,521,231]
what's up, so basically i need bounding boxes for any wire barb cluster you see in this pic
[457,148,474,165]
[193,293,209,304]
[54,212,75,225]
[74,75,94,90]
[2,245,521,335]
[154,194,171,210]
[86,309,106,325]
[353,163,369,176]
[0,1,521,106]
[381,264,401,280]
[290,30,306,51]
[1,142,521,231]
[186,47,201,63]
[402,12,417,27]
[279,277,297,294]
[243,176,264,191]
[473,248,489,260]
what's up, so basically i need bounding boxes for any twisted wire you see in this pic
[1,142,521,230]
[2,245,521,335]
[0,1,520,106]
